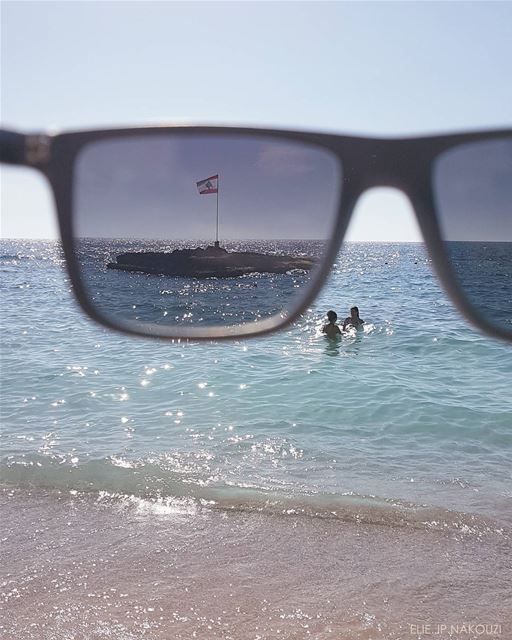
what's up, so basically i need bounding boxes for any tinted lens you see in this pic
[73,133,341,336]
[433,137,512,334]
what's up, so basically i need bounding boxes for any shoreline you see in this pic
[2,488,510,640]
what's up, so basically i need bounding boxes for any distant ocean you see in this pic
[1,239,511,640]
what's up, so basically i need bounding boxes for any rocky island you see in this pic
[107,244,314,278]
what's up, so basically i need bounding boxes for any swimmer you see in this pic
[322,310,342,338]
[342,306,364,331]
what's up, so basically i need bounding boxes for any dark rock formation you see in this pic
[107,245,314,278]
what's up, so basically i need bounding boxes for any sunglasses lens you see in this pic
[73,133,341,336]
[433,137,512,335]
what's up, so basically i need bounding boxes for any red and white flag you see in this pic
[196,175,218,195]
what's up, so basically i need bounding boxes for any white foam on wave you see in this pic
[96,491,199,517]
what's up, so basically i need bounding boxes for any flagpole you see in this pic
[215,174,219,247]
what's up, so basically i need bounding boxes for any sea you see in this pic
[1,239,511,640]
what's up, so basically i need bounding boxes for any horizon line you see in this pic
[1,236,427,243]
[2,237,512,243]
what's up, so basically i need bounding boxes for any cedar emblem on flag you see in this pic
[196,175,219,195]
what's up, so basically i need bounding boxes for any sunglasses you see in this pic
[2,125,511,342]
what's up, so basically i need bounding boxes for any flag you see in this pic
[196,175,218,195]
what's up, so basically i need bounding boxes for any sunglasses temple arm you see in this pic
[0,129,51,170]
[0,129,28,166]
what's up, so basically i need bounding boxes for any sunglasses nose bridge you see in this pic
[345,140,426,195]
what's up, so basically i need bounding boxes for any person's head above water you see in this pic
[327,310,338,323]
[350,306,360,318]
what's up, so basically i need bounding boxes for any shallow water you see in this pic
[2,487,511,640]
[1,239,511,639]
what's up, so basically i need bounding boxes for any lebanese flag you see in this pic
[196,175,218,195]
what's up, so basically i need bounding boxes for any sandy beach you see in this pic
[2,487,510,640]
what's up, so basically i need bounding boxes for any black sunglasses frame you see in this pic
[1,124,511,343]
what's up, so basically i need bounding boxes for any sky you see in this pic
[1,0,511,241]
[75,133,341,240]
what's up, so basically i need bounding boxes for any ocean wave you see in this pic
[1,454,508,538]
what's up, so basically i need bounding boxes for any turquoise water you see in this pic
[2,239,512,639]
[1,239,511,528]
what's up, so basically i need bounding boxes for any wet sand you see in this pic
[1,488,510,640]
